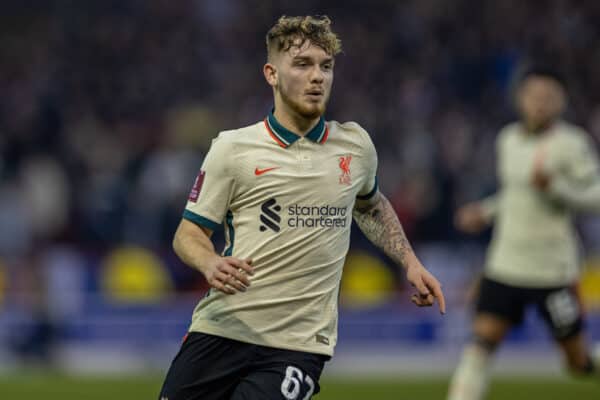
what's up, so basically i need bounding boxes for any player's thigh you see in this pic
[159,332,250,400]
[473,278,521,343]
[231,350,327,400]
[536,286,584,344]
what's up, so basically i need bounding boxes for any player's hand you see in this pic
[454,202,488,234]
[405,262,446,314]
[531,169,551,191]
[202,256,254,295]
[531,142,551,191]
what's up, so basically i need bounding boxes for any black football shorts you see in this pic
[159,332,329,400]
[475,277,584,340]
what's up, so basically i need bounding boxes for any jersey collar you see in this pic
[264,109,329,148]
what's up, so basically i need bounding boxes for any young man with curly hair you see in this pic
[159,15,445,400]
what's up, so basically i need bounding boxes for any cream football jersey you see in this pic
[182,111,378,356]
[481,120,600,287]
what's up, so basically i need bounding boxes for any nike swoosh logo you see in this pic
[255,167,279,176]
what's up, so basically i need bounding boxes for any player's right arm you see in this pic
[176,133,254,295]
[173,220,253,295]
[455,124,512,234]
[454,195,497,234]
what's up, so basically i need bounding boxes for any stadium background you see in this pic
[1,0,599,398]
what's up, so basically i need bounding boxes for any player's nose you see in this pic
[309,66,325,83]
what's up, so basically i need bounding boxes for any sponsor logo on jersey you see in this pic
[259,198,282,232]
[259,198,349,232]
[255,166,280,176]
[338,155,352,185]
[287,204,348,228]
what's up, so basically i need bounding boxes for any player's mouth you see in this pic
[305,90,324,101]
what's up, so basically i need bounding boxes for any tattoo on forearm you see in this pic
[353,195,414,267]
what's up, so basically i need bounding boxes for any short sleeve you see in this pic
[564,133,599,184]
[183,135,235,231]
[356,128,379,200]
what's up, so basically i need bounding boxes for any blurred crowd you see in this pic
[3,0,600,258]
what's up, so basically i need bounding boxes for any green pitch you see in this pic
[0,374,597,399]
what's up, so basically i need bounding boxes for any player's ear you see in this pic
[264,63,278,87]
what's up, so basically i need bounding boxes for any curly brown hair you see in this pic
[266,15,342,60]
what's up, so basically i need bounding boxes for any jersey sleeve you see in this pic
[547,131,600,212]
[183,135,235,230]
[563,132,599,183]
[356,127,379,200]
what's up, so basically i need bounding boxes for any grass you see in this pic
[320,377,599,400]
[0,374,598,399]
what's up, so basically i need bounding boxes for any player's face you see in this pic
[517,76,565,131]
[269,40,334,119]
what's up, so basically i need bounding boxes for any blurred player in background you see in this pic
[159,15,445,400]
[448,66,600,400]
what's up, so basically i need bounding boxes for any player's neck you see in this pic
[523,119,556,135]
[273,106,321,137]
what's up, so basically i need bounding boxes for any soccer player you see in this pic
[159,15,445,400]
[447,66,600,400]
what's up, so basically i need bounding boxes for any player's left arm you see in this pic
[533,132,600,212]
[353,192,446,314]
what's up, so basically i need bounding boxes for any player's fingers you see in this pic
[211,279,236,295]
[219,264,251,287]
[216,270,247,292]
[421,293,434,305]
[227,277,247,292]
[224,272,247,292]
[226,257,255,275]
[423,274,446,314]
[217,262,250,283]
[412,277,430,297]
[219,272,245,294]
[429,282,446,315]
[410,294,420,306]
[411,294,433,307]
[213,270,231,284]
[532,144,549,183]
